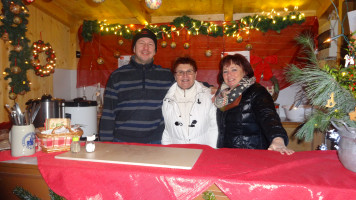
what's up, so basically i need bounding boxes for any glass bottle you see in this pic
[71,136,81,153]
[85,135,96,153]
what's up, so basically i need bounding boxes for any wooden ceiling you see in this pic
[32,0,333,27]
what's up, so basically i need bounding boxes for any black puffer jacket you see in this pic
[216,83,288,149]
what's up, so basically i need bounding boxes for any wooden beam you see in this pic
[31,0,75,27]
[316,0,335,18]
[119,0,151,25]
[223,0,234,22]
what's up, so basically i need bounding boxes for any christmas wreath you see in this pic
[31,40,56,76]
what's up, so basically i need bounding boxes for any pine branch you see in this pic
[285,34,356,141]
[13,186,40,200]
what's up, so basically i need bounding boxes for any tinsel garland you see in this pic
[82,11,305,42]
[0,0,32,96]
[285,34,356,141]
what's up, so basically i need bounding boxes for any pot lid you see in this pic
[65,98,97,107]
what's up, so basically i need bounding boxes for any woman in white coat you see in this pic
[162,57,218,148]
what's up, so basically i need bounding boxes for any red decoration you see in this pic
[77,17,318,89]
[31,40,56,77]
[23,0,35,5]
[250,55,278,82]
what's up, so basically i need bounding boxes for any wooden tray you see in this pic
[55,143,203,170]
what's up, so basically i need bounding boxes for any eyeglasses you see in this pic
[175,70,195,76]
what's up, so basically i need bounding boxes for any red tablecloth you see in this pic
[2,143,356,199]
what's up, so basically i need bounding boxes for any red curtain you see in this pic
[77,17,318,89]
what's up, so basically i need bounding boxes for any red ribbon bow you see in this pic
[250,55,278,82]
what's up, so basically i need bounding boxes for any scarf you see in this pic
[214,76,256,111]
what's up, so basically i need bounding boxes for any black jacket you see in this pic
[217,83,288,149]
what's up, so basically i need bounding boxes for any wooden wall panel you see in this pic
[0,5,75,123]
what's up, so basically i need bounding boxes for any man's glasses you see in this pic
[175,70,195,76]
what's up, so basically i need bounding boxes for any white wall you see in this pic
[53,69,105,101]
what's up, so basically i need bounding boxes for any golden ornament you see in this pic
[325,92,336,108]
[10,4,21,15]
[97,57,105,65]
[13,16,22,25]
[118,40,124,45]
[161,41,167,48]
[2,32,9,41]
[236,36,243,43]
[349,107,356,121]
[170,42,176,49]
[113,50,121,58]
[11,65,22,74]
[245,44,253,51]
[9,92,17,100]
[14,45,23,52]
[183,42,190,49]
[205,49,212,57]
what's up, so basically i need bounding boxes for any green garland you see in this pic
[284,34,356,141]
[0,0,32,98]
[82,11,306,42]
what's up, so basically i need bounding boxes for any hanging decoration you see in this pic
[205,35,212,57]
[113,50,120,59]
[23,0,35,4]
[92,0,105,3]
[97,57,104,65]
[183,42,190,49]
[14,44,23,52]
[81,8,305,42]
[205,49,212,57]
[236,35,243,43]
[11,65,21,74]
[245,43,253,51]
[1,0,32,99]
[2,31,9,41]
[170,41,176,49]
[9,92,17,100]
[13,16,22,24]
[161,41,167,48]
[10,3,21,14]
[118,39,124,45]
[349,107,356,121]
[31,40,56,77]
[145,0,162,10]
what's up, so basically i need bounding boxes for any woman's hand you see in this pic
[268,137,295,155]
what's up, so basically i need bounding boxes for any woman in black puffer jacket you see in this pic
[214,54,294,155]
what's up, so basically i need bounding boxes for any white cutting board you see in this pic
[55,143,203,170]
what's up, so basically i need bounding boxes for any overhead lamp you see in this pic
[145,0,162,10]
[93,0,105,3]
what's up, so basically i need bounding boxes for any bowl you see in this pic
[282,105,312,122]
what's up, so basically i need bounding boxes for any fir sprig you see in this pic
[285,34,356,141]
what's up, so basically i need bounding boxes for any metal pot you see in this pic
[27,94,65,128]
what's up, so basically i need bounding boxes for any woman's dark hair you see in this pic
[172,57,198,73]
[217,54,254,84]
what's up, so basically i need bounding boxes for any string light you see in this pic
[90,7,305,41]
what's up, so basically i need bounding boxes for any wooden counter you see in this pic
[0,162,50,199]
